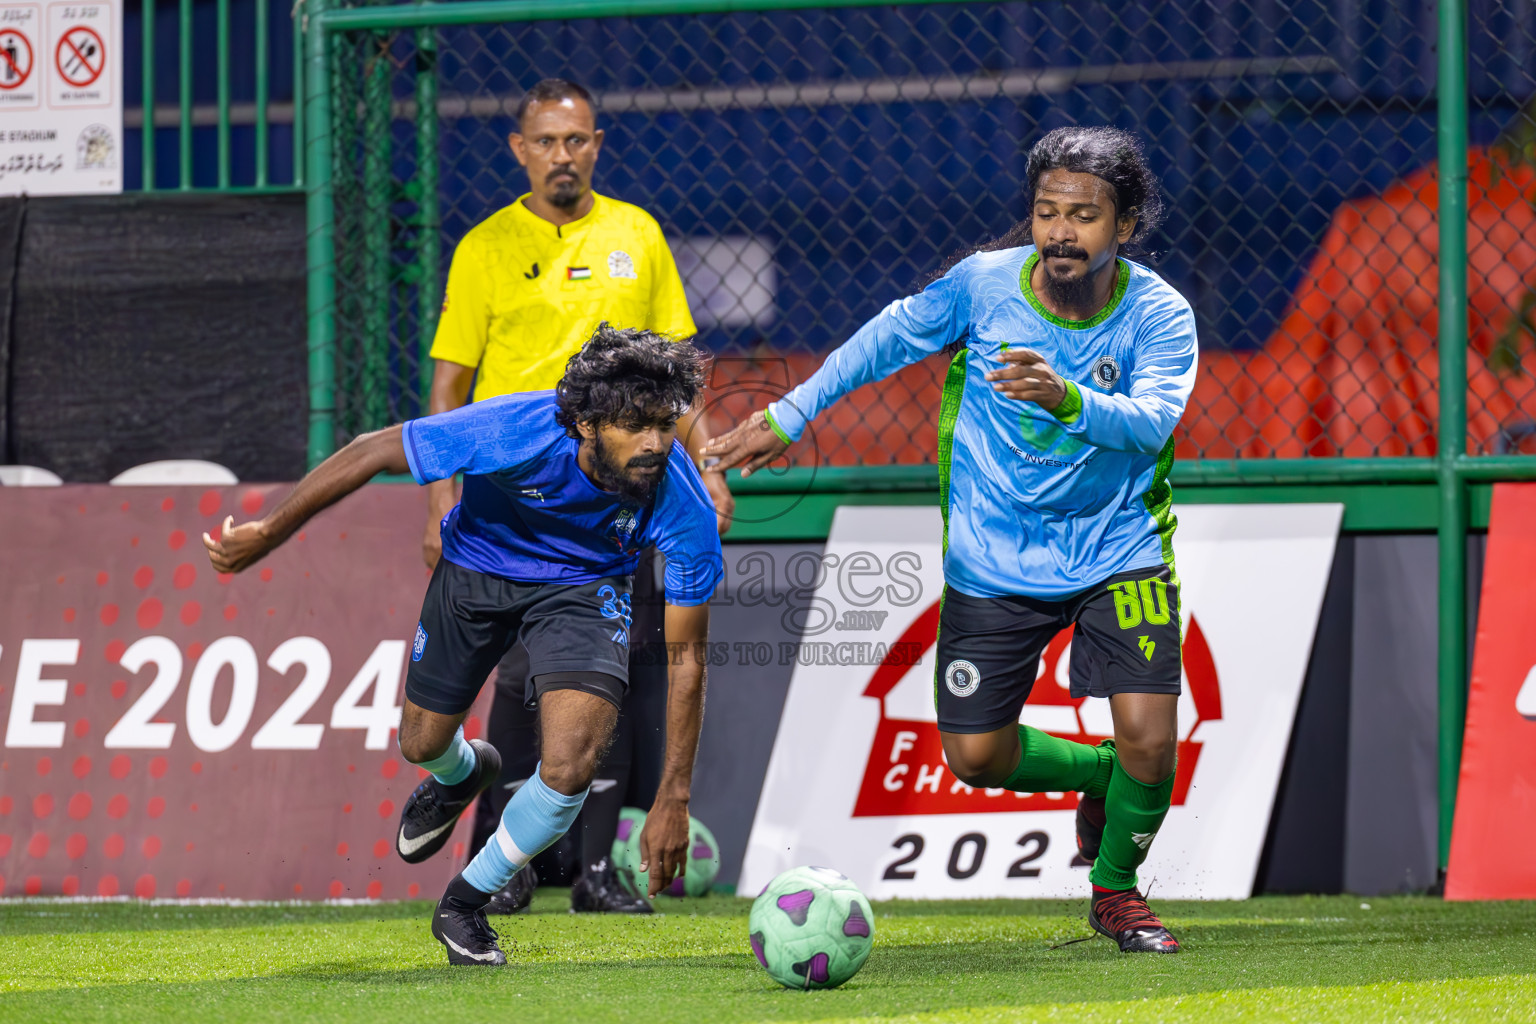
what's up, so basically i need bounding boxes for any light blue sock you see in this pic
[412,726,476,786]
[462,763,587,894]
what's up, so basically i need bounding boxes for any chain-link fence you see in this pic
[322,0,1536,464]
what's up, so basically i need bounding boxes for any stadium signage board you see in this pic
[0,0,120,196]
[739,502,1342,900]
[0,485,481,899]
[1447,482,1536,899]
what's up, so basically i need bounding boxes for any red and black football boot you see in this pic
[1089,885,1181,953]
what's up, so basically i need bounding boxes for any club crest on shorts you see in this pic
[608,249,637,279]
[412,623,428,662]
[1091,354,1121,390]
[945,659,981,697]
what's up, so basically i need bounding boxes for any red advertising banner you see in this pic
[851,609,1220,818]
[0,485,488,900]
[1447,483,1536,900]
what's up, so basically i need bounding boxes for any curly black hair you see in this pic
[929,125,1166,283]
[554,323,706,437]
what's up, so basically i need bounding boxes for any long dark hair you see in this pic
[928,125,1166,283]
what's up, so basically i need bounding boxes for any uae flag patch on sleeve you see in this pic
[567,266,592,281]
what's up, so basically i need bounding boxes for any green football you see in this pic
[662,816,721,898]
[748,866,874,989]
[611,807,648,897]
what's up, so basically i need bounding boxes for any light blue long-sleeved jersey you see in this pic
[766,246,1198,600]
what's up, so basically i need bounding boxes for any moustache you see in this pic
[1041,245,1090,261]
[547,168,578,184]
[626,455,666,469]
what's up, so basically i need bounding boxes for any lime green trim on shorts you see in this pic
[1019,252,1130,330]
[762,407,793,446]
[1052,380,1083,424]
[1141,435,1183,640]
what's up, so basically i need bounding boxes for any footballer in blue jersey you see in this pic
[206,325,723,965]
[706,128,1193,953]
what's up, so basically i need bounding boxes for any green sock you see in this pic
[1089,760,1175,891]
[1000,726,1114,798]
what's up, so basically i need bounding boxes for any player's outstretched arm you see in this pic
[638,601,710,898]
[700,410,789,479]
[202,425,411,574]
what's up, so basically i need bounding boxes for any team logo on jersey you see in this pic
[944,659,981,697]
[1091,354,1121,390]
[608,250,637,279]
[412,623,428,662]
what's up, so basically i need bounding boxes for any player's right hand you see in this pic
[202,515,275,574]
[700,410,789,479]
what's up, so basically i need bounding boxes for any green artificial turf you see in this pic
[1,893,1534,1023]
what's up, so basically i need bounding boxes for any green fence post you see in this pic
[179,0,193,188]
[361,23,392,431]
[293,1,305,186]
[1436,0,1470,875]
[255,0,270,187]
[142,0,155,190]
[217,0,231,187]
[414,11,440,414]
[305,0,336,468]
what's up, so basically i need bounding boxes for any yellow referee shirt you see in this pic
[430,192,697,399]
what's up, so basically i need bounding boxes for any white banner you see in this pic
[0,0,120,196]
[739,502,1342,900]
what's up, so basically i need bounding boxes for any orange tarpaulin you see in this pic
[1180,149,1536,458]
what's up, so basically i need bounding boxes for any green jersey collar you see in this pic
[1019,251,1130,330]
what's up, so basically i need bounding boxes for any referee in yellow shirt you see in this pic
[421,78,731,914]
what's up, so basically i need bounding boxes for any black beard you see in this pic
[1040,262,1100,310]
[590,431,664,503]
[547,176,583,209]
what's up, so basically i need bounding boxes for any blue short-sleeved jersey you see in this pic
[401,391,722,605]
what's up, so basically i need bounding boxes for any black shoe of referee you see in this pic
[487,864,538,915]
[397,739,502,864]
[571,857,654,914]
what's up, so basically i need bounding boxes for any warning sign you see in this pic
[48,2,110,107]
[0,6,40,109]
[0,0,119,194]
[54,24,99,87]
[0,29,32,88]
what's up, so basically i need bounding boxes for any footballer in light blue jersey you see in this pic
[762,243,1195,602]
[205,325,720,966]
[705,127,1194,954]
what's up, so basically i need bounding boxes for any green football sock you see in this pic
[1000,726,1114,799]
[1089,760,1175,891]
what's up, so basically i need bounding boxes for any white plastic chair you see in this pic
[109,461,239,485]
[0,465,64,486]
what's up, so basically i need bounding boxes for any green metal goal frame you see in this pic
[302,0,1536,874]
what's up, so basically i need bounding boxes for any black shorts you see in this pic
[405,559,632,717]
[934,564,1182,734]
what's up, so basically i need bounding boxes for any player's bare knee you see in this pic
[941,734,1012,788]
[1116,735,1177,784]
[539,751,598,796]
